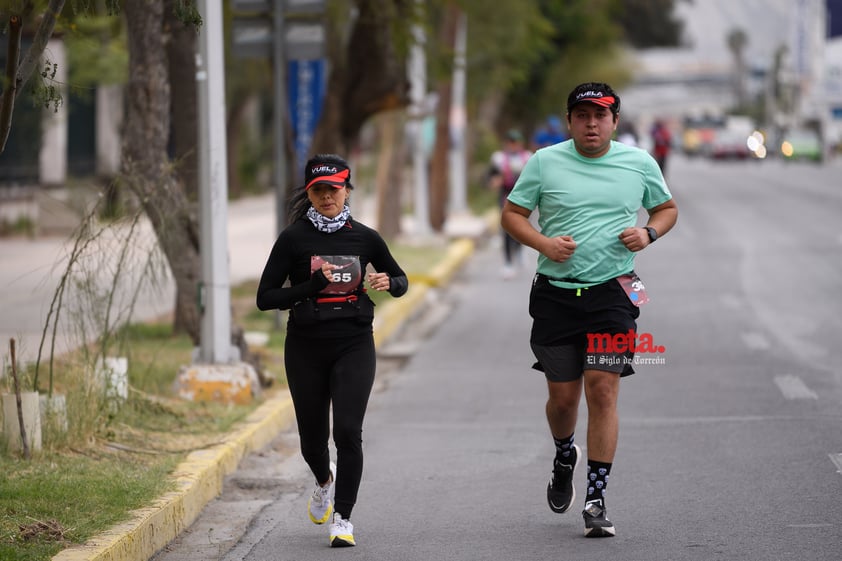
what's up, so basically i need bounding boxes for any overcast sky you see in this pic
[673,0,791,67]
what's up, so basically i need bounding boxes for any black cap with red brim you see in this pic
[305,167,350,190]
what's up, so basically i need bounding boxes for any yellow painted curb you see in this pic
[52,393,296,561]
[52,234,479,561]
[375,236,474,346]
[406,238,476,288]
[482,206,501,233]
[428,238,475,286]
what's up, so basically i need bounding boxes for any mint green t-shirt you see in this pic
[507,139,672,288]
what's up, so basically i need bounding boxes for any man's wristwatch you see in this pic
[644,226,658,243]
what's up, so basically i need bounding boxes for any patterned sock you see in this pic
[585,460,612,503]
[553,433,576,465]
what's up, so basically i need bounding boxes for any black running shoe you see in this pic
[583,498,615,537]
[547,443,581,513]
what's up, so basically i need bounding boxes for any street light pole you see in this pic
[196,0,233,364]
[274,0,288,235]
[448,12,468,215]
[409,1,432,237]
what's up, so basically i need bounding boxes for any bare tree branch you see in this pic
[17,0,66,90]
[0,0,67,153]
[0,15,23,152]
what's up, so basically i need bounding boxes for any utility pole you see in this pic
[409,0,432,237]
[177,0,327,403]
[273,0,288,234]
[196,0,233,364]
[448,12,468,215]
[177,0,261,405]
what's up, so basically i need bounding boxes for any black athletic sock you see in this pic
[585,460,612,503]
[553,433,576,465]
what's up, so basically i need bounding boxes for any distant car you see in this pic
[682,115,725,157]
[780,129,823,162]
[708,128,753,160]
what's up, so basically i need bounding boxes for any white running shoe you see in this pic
[329,512,355,547]
[307,462,336,525]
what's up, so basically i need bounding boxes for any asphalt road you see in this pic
[152,154,842,561]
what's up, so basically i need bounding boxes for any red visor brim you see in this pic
[582,96,615,108]
[305,170,349,190]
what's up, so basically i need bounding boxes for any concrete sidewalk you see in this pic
[27,194,495,561]
[0,192,491,363]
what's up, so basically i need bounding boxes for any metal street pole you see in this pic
[448,11,468,215]
[196,0,233,363]
[409,2,432,237]
[273,0,288,330]
[274,0,288,235]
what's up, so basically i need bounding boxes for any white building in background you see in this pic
[823,38,842,147]
[38,39,68,186]
[621,0,837,147]
[787,0,831,133]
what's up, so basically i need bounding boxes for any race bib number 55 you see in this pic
[311,255,362,295]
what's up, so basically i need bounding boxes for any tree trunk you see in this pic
[123,0,201,344]
[0,0,67,154]
[0,15,23,154]
[428,4,460,232]
[311,0,410,157]
[165,0,199,200]
[375,109,404,238]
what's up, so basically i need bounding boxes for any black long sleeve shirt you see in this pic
[256,217,408,337]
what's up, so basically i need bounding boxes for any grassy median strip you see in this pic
[1,453,180,561]
[1,241,448,561]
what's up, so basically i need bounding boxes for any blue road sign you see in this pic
[288,59,326,182]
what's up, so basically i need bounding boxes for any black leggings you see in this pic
[502,229,521,264]
[499,194,521,264]
[284,331,376,519]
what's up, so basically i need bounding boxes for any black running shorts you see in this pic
[528,273,640,382]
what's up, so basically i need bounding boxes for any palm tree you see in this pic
[727,28,748,108]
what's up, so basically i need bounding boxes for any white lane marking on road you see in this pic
[773,375,818,400]
[626,415,807,427]
[830,453,842,474]
[741,331,771,350]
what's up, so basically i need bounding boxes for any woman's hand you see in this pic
[367,272,391,292]
[321,262,338,282]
